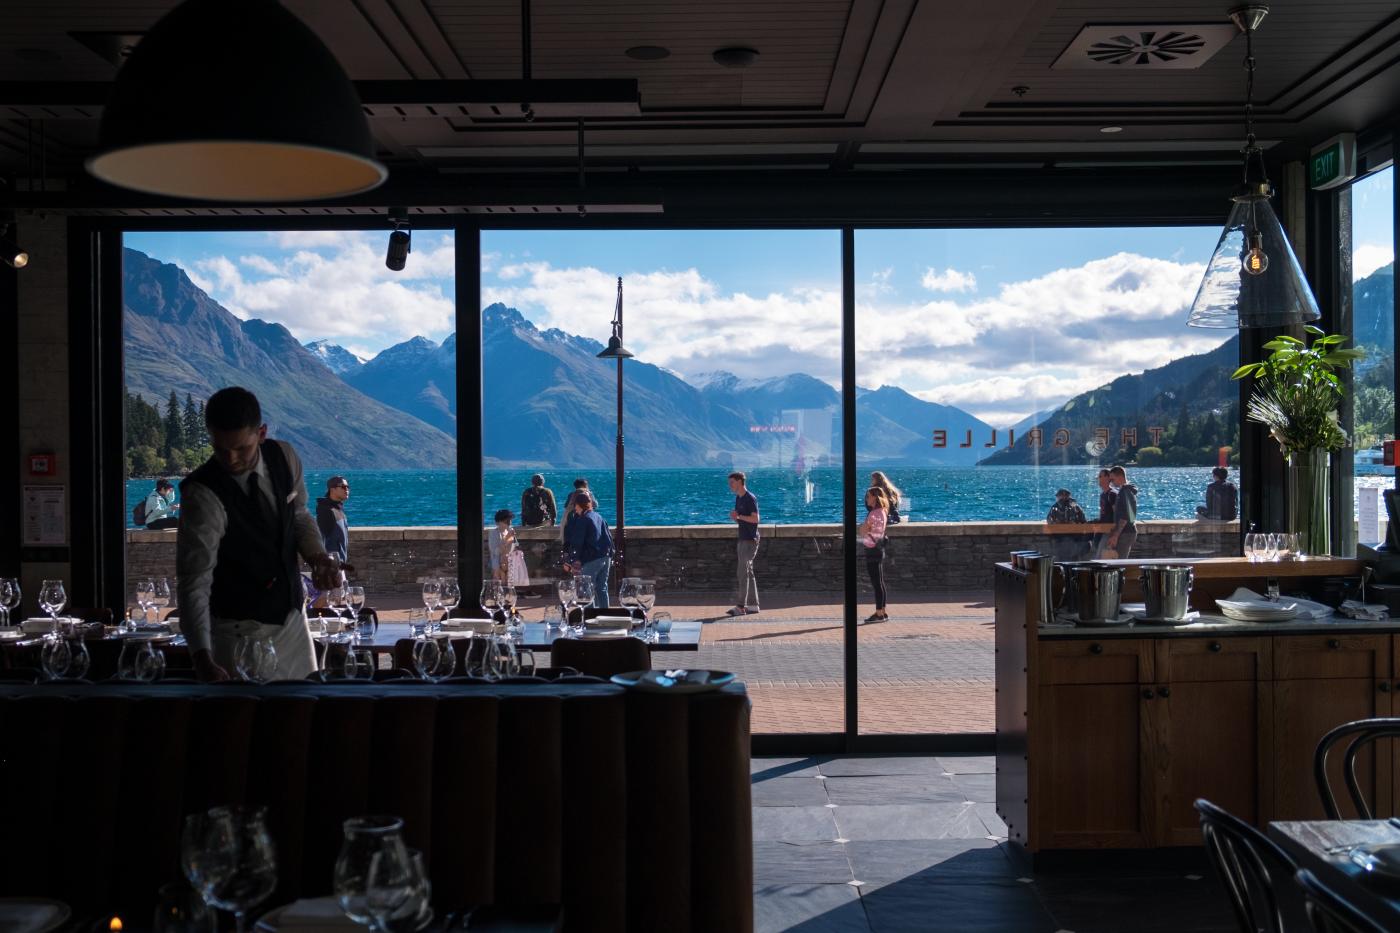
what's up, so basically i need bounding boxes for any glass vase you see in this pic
[1287,448,1331,558]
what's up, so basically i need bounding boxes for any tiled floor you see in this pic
[751,754,1240,933]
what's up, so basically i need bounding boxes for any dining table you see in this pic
[316,620,704,657]
[1269,819,1400,927]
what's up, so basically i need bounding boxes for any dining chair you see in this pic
[1295,869,1390,933]
[549,637,650,679]
[1194,798,1307,933]
[1313,718,1400,819]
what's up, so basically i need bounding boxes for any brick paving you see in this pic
[379,589,995,735]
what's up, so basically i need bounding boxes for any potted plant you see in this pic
[1231,326,1365,556]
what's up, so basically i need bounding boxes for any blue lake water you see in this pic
[125,465,1394,528]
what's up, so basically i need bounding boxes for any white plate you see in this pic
[611,669,735,693]
[1128,609,1201,625]
[1074,614,1135,627]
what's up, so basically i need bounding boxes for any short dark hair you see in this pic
[1109,465,1127,478]
[494,509,514,523]
[156,478,174,492]
[573,478,589,489]
[1098,468,1111,477]
[531,474,545,486]
[205,387,262,432]
[1213,467,1229,480]
[729,471,746,483]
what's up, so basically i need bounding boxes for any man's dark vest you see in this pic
[182,441,301,627]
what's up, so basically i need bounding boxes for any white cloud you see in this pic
[239,254,280,275]
[921,267,977,293]
[1355,243,1394,281]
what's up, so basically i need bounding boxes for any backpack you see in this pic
[522,487,545,525]
[888,506,902,524]
[132,498,148,526]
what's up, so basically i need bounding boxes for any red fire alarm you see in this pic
[28,453,55,476]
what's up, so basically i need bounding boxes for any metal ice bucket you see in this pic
[1074,564,1125,622]
[1140,565,1195,621]
[1055,562,1103,619]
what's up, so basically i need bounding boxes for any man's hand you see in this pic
[729,510,739,520]
[1107,535,1119,549]
[309,553,348,590]
[194,649,231,682]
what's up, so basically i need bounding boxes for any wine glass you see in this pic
[196,805,279,933]
[635,580,656,620]
[479,581,502,621]
[422,579,443,623]
[1264,532,1281,562]
[0,578,20,627]
[135,579,156,627]
[40,636,71,680]
[120,639,166,682]
[334,815,415,931]
[439,580,461,627]
[617,579,640,622]
[498,584,518,636]
[66,637,91,679]
[349,649,376,680]
[411,637,441,681]
[235,637,277,683]
[38,579,66,634]
[572,574,594,636]
[555,577,577,632]
[347,585,366,630]
[1243,531,1259,562]
[151,578,172,621]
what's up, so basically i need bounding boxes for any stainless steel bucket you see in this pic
[1074,565,1125,622]
[1055,562,1103,618]
[1029,554,1056,623]
[1010,551,1040,570]
[1140,565,1195,621]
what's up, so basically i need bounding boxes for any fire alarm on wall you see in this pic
[28,453,55,476]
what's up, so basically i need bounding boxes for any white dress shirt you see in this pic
[175,440,325,654]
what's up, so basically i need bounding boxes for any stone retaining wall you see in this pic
[126,521,1240,599]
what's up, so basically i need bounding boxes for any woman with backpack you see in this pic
[859,486,891,623]
[871,471,903,524]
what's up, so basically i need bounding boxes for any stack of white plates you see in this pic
[1215,597,1299,622]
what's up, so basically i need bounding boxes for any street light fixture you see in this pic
[596,277,632,587]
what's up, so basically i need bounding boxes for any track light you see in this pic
[0,225,27,269]
[385,224,410,272]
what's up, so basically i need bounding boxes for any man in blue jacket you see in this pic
[564,494,614,609]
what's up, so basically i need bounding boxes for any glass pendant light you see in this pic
[1186,5,1321,328]
[87,0,386,202]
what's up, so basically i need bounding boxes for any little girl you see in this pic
[858,487,890,623]
[488,509,517,582]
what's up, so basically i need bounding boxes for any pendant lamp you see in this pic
[87,0,386,202]
[1186,5,1320,328]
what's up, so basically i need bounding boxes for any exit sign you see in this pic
[1309,133,1356,190]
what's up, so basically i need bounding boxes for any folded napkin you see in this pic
[20,617,69,634]
[266,896,360,930]
[439,619,496,634]
[586,615,633,628]
[1337,600,1389,621]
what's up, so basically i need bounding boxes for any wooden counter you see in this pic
[994,555,1396,858]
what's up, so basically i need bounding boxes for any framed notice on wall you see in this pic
[22,485,66,546]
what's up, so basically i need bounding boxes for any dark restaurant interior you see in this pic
[2,0,1400,931]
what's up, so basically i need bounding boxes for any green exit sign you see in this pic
[1309,133,1356,190]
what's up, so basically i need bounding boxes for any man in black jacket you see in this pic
[176,387,340,682]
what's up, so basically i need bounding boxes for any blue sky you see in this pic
[124,166,1394,426]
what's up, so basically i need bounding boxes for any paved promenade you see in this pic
[379,589,995,735]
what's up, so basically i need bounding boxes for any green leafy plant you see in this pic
[1230,326,1365,454]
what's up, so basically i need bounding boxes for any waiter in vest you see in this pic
[176,387,340,681]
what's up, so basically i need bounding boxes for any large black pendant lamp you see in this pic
[1186,5,1320,328]
[86,0,386,202]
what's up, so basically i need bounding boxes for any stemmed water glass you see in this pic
[439,580,460,626]
[498,584,519,637]
[134,579,155,630]
[422,579,443,627]
[334,815,419,933]
[572,574,594,635]
[1243,530,1260,562]
[46,636,92,680]
[556,577,577,632]
[151,577,172,621]
[618,578,641,620]
[0,578,19,627]
[347,585,366,633]
[119,638,166,682]
[234,637,277,683]
[480,581,502,622]
[411,637,442,681]
[187,805,279,933]
[38,579,66,634]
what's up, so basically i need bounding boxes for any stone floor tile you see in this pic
[936,755,996,774]
[821,773,967,807]
[753,756,829,779]
[818,756,950,777]
[950,772,997,803]
[753,777,833,808]
[833,802,986,842]
[754,841,855,884]
[975,803,1008,836]
[1033,872,1237,933]
[753,805,841,842]
[861,879,1057,933]
[754,883,872,933]
[844,838,1015,884]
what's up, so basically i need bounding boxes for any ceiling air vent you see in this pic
[1052,23,1239,70]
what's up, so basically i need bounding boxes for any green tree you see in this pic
[1136,446,1165,467]
[131,445,163,477]
[162,389,184,460]
[182,393,203,448]
[1171,402,1195,453]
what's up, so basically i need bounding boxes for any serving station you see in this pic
[993,556,1400,858]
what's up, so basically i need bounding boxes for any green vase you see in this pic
[1287,449,1331,557]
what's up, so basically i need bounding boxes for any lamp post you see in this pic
[596,277,632,587]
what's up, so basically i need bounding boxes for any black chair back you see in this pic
[1295,869,1390,933]
[1194,798,1304,933]
[549,637,650,679]
[1313,718,1400,819]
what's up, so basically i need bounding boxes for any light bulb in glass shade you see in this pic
[1242,232,1269,276]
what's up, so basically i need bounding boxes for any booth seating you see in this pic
[0,680,753,933]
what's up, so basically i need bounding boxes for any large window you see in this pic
[121,230,458,612]
[480,229,843,734]
[1349,165,1395,546]
[855,225,1232,733]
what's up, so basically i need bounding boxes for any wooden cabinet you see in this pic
[1272,635,1392,820]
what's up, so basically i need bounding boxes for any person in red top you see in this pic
[859,486,891,623]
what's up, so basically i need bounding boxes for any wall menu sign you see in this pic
[934,425,1166,450]
[23,485,65,546]
[1309,133,1356,191]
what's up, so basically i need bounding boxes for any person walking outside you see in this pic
[1105,465,1139,559]
[559,478,598,541]
[521,474,557,528]
[871,470,903,523]
[1093,468,1117,558]
[564,494,613,608]
[316,475,350,562]
[727,471,760,616]
[859,486,890,623]
[142,478,181,529]
[488,508,518,582]
[175,387,340,681]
